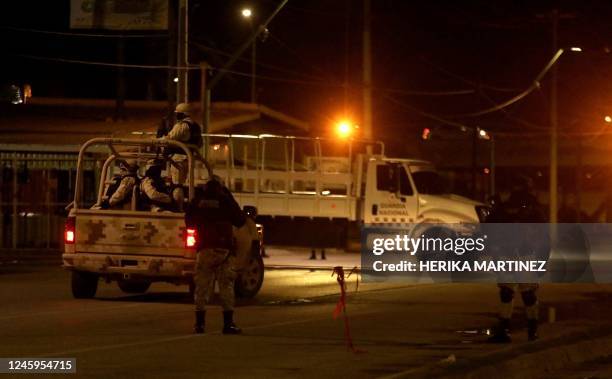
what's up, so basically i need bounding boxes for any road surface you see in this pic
[2,263,612,378]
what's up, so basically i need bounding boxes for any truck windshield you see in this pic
[411,170,447,195]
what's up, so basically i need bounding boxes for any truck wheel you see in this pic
[71,271,99,299]
[117,280,151,294]
[235,243,264,298]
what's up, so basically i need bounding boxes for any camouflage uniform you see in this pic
[140,176,172,212]
[160,103,203,185]
[185,179,246,334]
[194,249,237,312]
[94,160,139,210]
[487,185,546,343]
[140,162,173,212]
[108,176,137,209]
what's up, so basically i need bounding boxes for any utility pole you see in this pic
[115,36,125,121]
[362,0,372,140]
[167,0,177,108]
[550,9,558,224]
[344,0,350,114]
[251,31,257,103]
[200,61,210,156]
[490,136,496,196]
[472,128,478,198]
[177,0,189,103]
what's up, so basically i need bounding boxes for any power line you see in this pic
[12,53,198,70]
[383,94,472,130]
[1,26,168,38]
[418,55,523,93]
[444,49,564,118]
[380,87,475,96]
[12,52,478,97]
[189,40,328,82]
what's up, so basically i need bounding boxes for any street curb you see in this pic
[264,264,360,271]
[383,325,612,379]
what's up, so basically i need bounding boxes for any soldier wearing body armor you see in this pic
[487,177,547,343]
[159,103,203,206]
[185,178,246,335]
[95,160,139,210]
[140,161,173,212]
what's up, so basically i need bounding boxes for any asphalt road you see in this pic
[2,264,612,378]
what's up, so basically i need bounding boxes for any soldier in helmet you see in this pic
[161,103,203,148]
[159,103,204,205]
[95,160,139,210]
[185,178,246,335]
[488,176,547,343]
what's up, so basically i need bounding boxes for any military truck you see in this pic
[63,138,264,299]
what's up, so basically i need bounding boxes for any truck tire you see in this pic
[117,280,151,294]
[71,271,99,299]
[235,242,264,299]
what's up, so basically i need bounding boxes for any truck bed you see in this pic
[71,209,189,257]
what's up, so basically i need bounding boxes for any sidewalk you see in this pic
[263,246,361,270]
[0,249,62,266]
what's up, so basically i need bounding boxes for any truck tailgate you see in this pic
[74,210,187,256]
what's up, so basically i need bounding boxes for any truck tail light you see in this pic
[186,228,197,248]
[65,217,75,244]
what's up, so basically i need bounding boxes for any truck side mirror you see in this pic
[243,205,258,219]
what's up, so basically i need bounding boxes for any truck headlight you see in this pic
[475,205,490,222]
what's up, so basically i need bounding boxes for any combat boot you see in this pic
[222,310,242,335]
[194,310,205,334]
[488,318,511,343]
[527,319,538,341]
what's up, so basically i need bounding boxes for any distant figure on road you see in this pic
[487,177,547,343]
[185,179,246,335]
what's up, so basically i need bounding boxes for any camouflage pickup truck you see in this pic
[63,138,264,299]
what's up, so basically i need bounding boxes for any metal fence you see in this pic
[0,151,97,249]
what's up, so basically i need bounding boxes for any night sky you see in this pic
[2,0,612,142]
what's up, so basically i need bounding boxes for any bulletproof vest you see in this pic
[104,175,122,199]
[184,119,203,148]
[192,195,234,249]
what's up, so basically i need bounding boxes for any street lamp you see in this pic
[605,115,612,123]
[335,120,356,139]
[241,7,257,103]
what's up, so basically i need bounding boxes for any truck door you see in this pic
[364,161,417,224]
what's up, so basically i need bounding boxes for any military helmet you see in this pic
[118,159,138,173]
[175,102,194,116]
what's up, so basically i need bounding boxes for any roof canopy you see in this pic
[0,98,309,146]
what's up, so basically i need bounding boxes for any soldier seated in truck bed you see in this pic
[92,160,140,210]
[139,160,176,212]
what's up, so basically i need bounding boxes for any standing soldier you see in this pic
[159,103,204,204]
[162,103,203,147]
[487,177,547,343]
[185,179,246,334]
